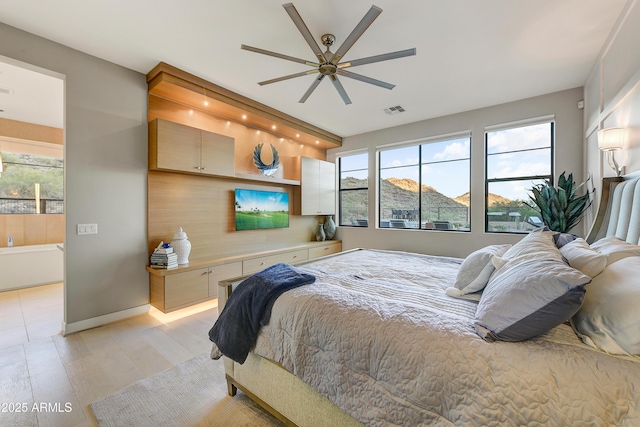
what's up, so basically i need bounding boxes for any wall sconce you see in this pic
[597,127,625,176]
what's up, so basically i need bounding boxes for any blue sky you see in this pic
[341,123,552,201]
[235,189,289,212]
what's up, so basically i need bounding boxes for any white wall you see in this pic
[583,0,640,231]
[0,23,149,328]
[328,88,585,258]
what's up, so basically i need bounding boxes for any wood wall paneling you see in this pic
[0,118,63,145]
[0,214,64,248]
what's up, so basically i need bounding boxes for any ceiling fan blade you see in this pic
[283,3,327,63]
[332,5,382,64]
[241,45,317,67]
[259,69,320,86]
[299,74,325,103]
[338,48,416,69]
[336,70,395,90]
[330,75,352,105]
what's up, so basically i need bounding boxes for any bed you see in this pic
[211,173,640,427]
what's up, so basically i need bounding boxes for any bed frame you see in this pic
[219,172,640,427]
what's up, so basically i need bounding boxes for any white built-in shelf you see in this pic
[234,173,300,186]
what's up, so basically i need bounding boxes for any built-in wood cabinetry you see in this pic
[146,64,344,313]
[149,118,235,177]
[294,156,336,215]
[148,241,341,313]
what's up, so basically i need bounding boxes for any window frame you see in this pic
[377,131,471,231]
[484,118,555,234]
[337,151,369,227]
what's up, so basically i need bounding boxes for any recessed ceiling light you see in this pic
[242,114,247,120]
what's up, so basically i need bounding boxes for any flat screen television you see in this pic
[235,189,289,231]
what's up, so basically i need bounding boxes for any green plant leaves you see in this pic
[526,172,593,233]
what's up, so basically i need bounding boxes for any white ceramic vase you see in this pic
[171,227,192,265]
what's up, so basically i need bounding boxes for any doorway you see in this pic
[0,55,65,348]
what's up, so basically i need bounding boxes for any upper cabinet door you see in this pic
[201,130,235,177]
[318,159,336,214]
[298,156,336,215]
[151,119,202,173]
[149,118,235,177]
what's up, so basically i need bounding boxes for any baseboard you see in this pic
[62,304,150,335]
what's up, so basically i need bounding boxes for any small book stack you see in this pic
[150,242,178,269]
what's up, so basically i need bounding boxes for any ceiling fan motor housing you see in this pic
[319,63,337,76]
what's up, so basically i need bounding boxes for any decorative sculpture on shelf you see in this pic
[253,143,280,176]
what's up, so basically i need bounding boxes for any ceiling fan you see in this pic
[241,3,416,105]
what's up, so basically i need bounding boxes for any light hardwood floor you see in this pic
[0,283,224,426]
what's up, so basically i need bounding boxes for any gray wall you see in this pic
[583,0,640,230]
[328,87,585,259]
[0,23,149,325]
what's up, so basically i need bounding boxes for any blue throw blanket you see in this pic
[209,263,316,364]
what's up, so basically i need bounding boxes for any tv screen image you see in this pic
[235,189,289,231]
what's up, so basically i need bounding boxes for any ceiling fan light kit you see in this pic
[241,3,416,105]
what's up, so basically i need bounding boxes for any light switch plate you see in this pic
[77,223,98,235]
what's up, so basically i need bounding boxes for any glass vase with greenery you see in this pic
[526,172,593,233]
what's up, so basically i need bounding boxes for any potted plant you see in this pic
[526,172,593,233]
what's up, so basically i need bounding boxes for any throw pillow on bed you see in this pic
[570,256,640,356]
[488,228,563,272]
[590,236,640,266]
[474,230,591,342]
[446,244,512,301]
[560,238,607,278]
[474,259,590,342]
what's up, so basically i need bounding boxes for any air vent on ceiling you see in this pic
[0,86,13,95]
[383,105,405,115]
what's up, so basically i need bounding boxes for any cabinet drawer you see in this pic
[165,268,209,310]
[242,249,308,275]
[309,243,342,259]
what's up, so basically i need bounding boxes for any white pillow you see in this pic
[446,244,511,300]
[560,238,607,278]
[571,256,640,355]
[590,236,640,266]
[493,229,563,276]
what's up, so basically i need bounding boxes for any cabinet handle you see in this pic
[324,247,329,251]
[293,255,297,259]
[260,262,265,266]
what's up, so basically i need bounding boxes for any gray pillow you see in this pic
[474,258,590,342]
[446,244,511,301]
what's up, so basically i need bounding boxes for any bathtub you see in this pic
[0,243,64,292]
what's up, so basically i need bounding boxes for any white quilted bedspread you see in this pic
[253,249,640,426]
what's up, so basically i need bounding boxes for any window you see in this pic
[338,152,368,226]
[378,134,470,230]
[485,119,553,233]
[0,152,64,214]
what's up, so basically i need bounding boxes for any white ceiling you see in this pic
[0,0,628,137]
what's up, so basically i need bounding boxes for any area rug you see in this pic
[90,353,284,426]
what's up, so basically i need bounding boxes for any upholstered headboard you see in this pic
[586,172,640,244]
